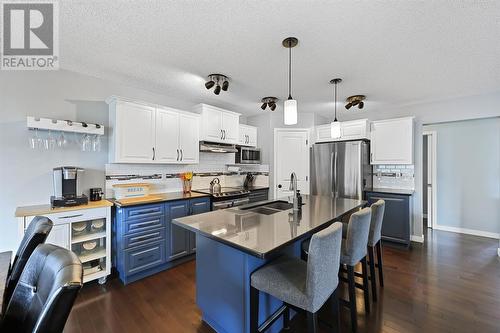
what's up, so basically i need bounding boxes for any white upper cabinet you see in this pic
[178,113,200,163]
[194,104,240,144]
[239,124,258,147]
[370,117,414,165]
[315,119,369,143]
[107,97,199,164]
[108,99,156,163]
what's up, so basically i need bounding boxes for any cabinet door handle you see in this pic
[152,147,156,160]
[176,149,179,161]
[220,129,223,139]
[180,149,183,161]
[223,130,226,140]
[58,214,83,219]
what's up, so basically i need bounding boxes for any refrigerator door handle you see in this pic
[330,151,334,194]
[334,151,338,197]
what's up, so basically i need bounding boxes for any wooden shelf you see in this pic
[27,116,105,135]
[72,231,106,244]
[79,249,106,263]
[83,269,107,283]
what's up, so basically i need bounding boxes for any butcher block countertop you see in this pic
[111,191,210,207]
[15,200,114,217]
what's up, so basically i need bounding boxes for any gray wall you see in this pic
[0,70,194,252]
[424,118,500,235]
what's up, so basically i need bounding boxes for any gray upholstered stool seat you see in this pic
[251,222,343,333]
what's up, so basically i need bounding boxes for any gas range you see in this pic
[194,187,251,210]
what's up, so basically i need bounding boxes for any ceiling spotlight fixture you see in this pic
[345,95,366,110]
[205,74,229,95]
[261,97,279,111]
[282,37,299,125]
[330,78,342,139]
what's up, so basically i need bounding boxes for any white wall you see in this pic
[0,70,196,252]
[424,118,500,236]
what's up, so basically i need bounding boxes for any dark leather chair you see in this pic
[1,244,83,333]
[3,216,54,305]
[3,216,53,310]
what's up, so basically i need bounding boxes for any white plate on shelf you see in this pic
[82,240,97,251]
[91,220,104,230]
[72,222,87,233]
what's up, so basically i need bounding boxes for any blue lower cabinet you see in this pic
[114,197,210,284]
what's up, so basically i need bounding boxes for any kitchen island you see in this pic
[173,195,365,333]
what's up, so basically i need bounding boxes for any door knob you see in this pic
[278,184,282,189]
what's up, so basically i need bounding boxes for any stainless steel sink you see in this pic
[241,200,297,215]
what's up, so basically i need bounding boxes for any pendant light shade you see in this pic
[330,78,342,138]
[282,37,298,125]
[284,98,297,125]
[331,120,341,138]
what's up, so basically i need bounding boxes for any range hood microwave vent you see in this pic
[199,141,238,153]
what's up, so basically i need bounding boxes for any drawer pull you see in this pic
[137,254,155,262]
[59,214,83,219]
[130,232,159,242]
[131,220,159,228]
[130,208,160,216]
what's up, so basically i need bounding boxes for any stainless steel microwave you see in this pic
[235,147,261,164]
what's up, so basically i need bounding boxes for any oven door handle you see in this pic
[232,198,250,206]
[213,201,233,210]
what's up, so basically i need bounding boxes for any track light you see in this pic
[205,81,215,89]
[260,97,278,111]
[205,74,229,95]
[345,95,366,110]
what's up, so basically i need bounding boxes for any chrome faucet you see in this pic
[289,172,299,211]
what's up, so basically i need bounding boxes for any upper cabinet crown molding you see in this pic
[315,118,370,143]
[370,116,414,165]
[108,97,199,164]
[193,103,240,144]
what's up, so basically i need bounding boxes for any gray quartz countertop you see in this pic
[365,188,415,196]
[173,195,365,258]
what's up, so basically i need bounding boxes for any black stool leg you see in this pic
[376,241,384,287]
[347,265,358,333]
[250,286,259,333]
[361,257,370,314]
[307,311,318,333]
[367,246,377,302]
[283,302,290,330]
[331,288,341,333]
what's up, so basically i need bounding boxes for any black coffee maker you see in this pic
[51,166,88,207]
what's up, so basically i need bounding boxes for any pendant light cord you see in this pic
[334,81,338,121]
[288,40,292,100]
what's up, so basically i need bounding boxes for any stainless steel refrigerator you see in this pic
[310,140,372,200]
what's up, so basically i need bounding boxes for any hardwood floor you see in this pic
[64,229,500,333]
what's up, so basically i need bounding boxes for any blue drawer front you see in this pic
[122,227,166,249]
[123,215,165,235]
[190,197,211,214]
[125,240,166,275]
[122,203,164,221]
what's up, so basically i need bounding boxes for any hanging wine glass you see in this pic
[29,128,38,149]
[92,134,101,152]
[57,131,67,148]
[47,130,56,150]
[81,133,92,152]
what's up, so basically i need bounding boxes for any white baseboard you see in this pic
[433,224,500,239]
[410,235,424,243]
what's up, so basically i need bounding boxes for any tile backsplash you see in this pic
[372,165,415,190]
[105,152,269,198]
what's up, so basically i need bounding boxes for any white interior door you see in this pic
[155,108,180,163]
[274,129,310,198]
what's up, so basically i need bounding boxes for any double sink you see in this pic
[240,200,297,215]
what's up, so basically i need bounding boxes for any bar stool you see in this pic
[3,216,53,311]
[367,200,385,302]
[250,222,343,333]
[339,207,371,333]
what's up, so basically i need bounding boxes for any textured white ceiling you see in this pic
[60,0,500,118]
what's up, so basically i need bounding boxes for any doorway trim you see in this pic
[423,130,437,229]
[273,128,310,199]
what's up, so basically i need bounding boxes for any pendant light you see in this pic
[283,37,298,125]
[330,78,342,139]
